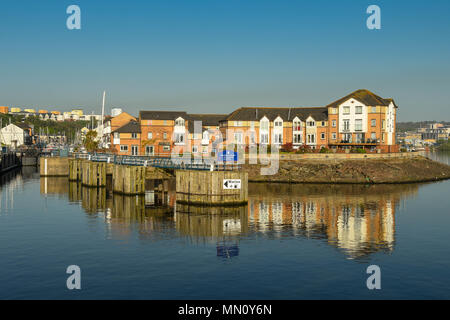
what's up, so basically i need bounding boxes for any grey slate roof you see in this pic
[225,107,328,121]
[112,121,141,133]
[325,89,398,108]
[139,111,187,120]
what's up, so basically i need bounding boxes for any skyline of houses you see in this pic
[109,89,400,156]
[4,89,448,153]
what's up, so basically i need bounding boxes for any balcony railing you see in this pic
[330,139,380,145]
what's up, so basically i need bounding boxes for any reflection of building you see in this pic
[248,183,418,259]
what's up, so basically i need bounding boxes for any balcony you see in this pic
[329,138,380,146]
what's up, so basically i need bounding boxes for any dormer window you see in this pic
[274,121,283,127]
[293,119,301,131]
[307,121,315,127]
[175,118,185,126]
[355,106,363,114]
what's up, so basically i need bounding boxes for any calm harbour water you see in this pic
[1,152,450,299]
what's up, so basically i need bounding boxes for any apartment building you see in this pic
[220,89,398,152]
[139,111,189,156]
[111,121,141,155]
[109,89,399,155]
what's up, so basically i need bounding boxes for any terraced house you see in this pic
[110,89,398,155]
[219,89,398,153]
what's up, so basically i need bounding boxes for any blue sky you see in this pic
[0,0,449,121]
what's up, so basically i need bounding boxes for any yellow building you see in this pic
[71,109,84,116]
[10,108,21,113]
[24,108,36,113]
[39,110,49,114]
[51,111,61,115]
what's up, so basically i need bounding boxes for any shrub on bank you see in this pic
[350,148,367,154]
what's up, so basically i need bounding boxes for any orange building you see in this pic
[219,89,398,152]
[110,89,399,156]
[0,106,9,114]
[110,112,136,131]
[139,111,189,156]
[111,121,141,155]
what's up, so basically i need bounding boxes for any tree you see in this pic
[83,130,98,152]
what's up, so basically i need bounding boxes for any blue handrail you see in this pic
[73,153,239,171]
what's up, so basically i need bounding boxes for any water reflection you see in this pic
[37,175,423,259]
[248,183,419,259]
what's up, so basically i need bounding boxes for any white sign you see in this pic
[223,179,241,190]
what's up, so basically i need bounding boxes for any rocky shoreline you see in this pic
[243,155,450,184]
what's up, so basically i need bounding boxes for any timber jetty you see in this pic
[40,154,248,206]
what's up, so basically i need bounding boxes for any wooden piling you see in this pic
[175,170,248,206]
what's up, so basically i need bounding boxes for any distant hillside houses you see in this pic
[5,107,104,122]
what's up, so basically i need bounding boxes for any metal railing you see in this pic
[72,153,240,171]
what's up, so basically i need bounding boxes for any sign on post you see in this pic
[223,179,241,189]
[218,150,238,162]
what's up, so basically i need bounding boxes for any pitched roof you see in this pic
[225,107,328,121]
[112,121,141,133]
[186,114,227,132]
[187,114,227,126]
[139,111,187,120]
[325,89,398,108]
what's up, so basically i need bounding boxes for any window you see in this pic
[382,120,386,129]
[274,121,283,127]
[260,120,269,131]
[234,132,243,144]
[332,120,336,127]
[344,133,352,142]
[260,133,269,144]
[343,106,350,115]
[321,121,325,126]
[293,133,302,144]
[120,145,128,152]
[355,119,362,131]
[131,145,139,156]
[371,119,376,127]
[307,121,315,127]
[192,145,198,153]
[174,133,185,144]
[371,132,376,140]
[114,132,119,139]
[145,146,154,155]
[131,133,138,139]
[250,131,256,144]
[343,119,350,131]
[175,118,184,126]
[382,133,385,142]
[307,134,315,144]
[293,121,301,131]
[147,132,153,139]
[163,145,170,151]
[321,133,326,140]
[274,133,283,144]
[332,132,337,140]
[372,106,376,113]
[163,132,167,139]
[355,106,363,114]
